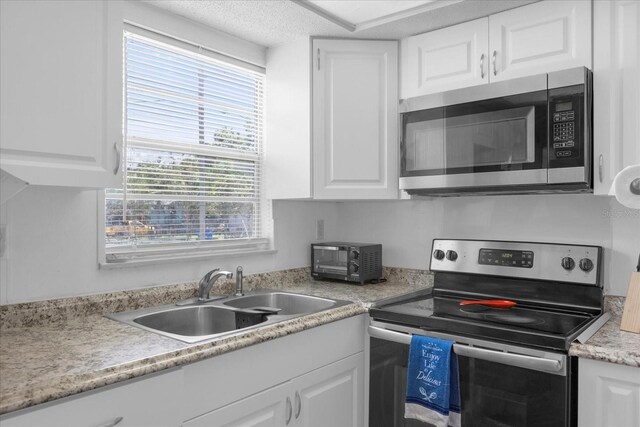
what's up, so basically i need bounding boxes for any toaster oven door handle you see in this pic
[368,326,565,375]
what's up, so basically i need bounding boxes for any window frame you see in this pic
[99,24,272,267]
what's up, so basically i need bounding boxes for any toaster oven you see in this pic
[311,243,382,284]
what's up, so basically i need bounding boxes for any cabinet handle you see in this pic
[317,48,320,71]
[285,396,293,425]
[598,154,604,183]
[492,50,498,76]
[480,53,485,79]
[113,142,121,175]
[98,417,123,427]
[294,391,301,419]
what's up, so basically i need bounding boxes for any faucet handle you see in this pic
[199,268,219,287]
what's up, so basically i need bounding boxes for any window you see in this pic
[105,31,266,262]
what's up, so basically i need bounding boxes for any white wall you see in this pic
[334,195,640,296]
[1,190,638,303]
[0,188,338,304]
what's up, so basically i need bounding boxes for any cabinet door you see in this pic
[0,370,182,427]
[0,0,123,188]
[489,0,591,82]
[312,39,398,199]
[593,0,640,195]
[404,18,489,97]
[293,352,364,427]
[183,382,291,427]
[578,358,640,427]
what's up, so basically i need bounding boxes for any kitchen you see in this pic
[1,0,639,426]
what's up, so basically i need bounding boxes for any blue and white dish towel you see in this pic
[405,335,461,427]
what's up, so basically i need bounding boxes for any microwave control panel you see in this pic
[551,101,577,157]
[548,85,585,168]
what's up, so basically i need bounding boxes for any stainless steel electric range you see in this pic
[368,239,611,427]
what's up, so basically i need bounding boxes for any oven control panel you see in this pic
[478,248,534,268]
[430,239,602,286]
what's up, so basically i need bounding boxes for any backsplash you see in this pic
[0,267,430,328]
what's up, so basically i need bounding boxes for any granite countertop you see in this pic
[568,296,640,367]
[0,267,430,415]
[1,269,638,416]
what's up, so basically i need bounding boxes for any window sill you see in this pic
[99,247,277,270]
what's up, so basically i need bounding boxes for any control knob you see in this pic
[351,250,360,260]
[446,250,458,261]
[351,263,359,273]
[561,257,575,271]
[433,249,445,260]
[579,258,594,272]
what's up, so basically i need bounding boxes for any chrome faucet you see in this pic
[198,268,233,302]
[234,266,244,296]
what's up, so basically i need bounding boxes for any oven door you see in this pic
[368,323,576,427]
[399,76,549,193]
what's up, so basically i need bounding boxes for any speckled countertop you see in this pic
[0,267,430,415]
[1,269,638,416]
[569,296,640,367]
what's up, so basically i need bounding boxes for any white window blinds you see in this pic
[105,32,265,261]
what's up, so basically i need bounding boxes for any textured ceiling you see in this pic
[306,0,435,25]
[144,0,540,48]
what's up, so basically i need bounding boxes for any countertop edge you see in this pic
[569,343,640,367]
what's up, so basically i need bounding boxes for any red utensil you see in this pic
[459,299,517,309]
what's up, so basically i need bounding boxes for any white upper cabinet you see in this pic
[489,0,591,82]
[403,18,489,98]
[312,39,398,199]
[0,0,123,188]
[265,38,398,200]
[593,0,640,195]
[402,0,591,98]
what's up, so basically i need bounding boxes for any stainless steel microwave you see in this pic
[399,67,593,195]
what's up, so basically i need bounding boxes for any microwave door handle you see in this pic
[453,344,563,375]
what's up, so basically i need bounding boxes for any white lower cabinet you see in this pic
[183,382,291,427]
[184,353,364,427]
[578,358,640,427]
[0,369,182,427]
[182,315,366,426]
[295,353,363,427]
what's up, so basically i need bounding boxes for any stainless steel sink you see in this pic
[106,290,351,343]
[223,292,336,315]
[133,306,248,337]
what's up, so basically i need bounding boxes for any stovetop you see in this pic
[369,290,599,351]
[370,239,607,352]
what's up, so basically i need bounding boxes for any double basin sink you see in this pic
[107,290,351,343]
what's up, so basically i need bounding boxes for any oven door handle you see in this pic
[368,326,564,375]
[452,343,562,374]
